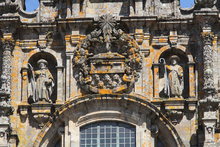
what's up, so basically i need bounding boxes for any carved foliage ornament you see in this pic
[73,14,142,94]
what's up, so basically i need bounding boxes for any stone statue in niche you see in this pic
[28,59,55,103]
[161,55,184,98]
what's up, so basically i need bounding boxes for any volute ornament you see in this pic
[73,14,142,94]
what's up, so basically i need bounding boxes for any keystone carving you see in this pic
[73,14,142,94]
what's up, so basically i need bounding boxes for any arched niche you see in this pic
[152,46,196,99]
[27,52,58,103]
[21,49,64,104]
[33,94,184,147]
[158,49,189,98]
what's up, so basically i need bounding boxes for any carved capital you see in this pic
[0,99,13,117]
[1,38,15,52]
[201,32,214,45]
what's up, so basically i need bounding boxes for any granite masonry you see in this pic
[1,0,220,146]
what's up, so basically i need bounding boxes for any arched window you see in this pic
[80,121,136,147]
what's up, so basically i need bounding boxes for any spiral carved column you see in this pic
[0,33,15,146]
[0,34,15,96]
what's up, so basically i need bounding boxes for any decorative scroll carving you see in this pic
[0,37,15,96]
[73,14,142,94]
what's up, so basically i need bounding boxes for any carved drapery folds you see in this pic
[28,59,55,104]
[160,55,184,98]
[73,14,142,94]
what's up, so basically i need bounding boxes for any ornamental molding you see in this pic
[73,14,142,94]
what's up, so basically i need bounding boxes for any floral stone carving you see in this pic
[73,14,142,94]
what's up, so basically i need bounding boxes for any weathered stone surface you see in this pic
[1,0,220,147]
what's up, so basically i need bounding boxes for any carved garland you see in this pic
[73,14,142,94]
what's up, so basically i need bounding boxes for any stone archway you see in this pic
[33,94,184,147]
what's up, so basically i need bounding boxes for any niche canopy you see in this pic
[73,14,142,94]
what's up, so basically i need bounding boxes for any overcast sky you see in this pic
[25,0,195,12]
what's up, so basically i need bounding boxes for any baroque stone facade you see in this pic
[1,0,220,146]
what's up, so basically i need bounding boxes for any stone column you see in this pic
[58,126,65,147]
[21,67,29,103]
[200,29,219,146]
[0,34,15,96]
[56,66,64,103]
[201,32,215,98]
[0,33,14,147]
[66,54,72,100]
[188,62,196,98]
[153,64,160,98]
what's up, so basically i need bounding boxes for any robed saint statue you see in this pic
[161,55,184,98]
[28,59,55,103]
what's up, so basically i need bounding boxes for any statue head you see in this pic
[169,55,180,65]
[104,74,111,82]
[94,74,100,81]
[113,74,120,81]
[37,59,48,69]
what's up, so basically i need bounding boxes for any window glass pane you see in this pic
[80,121,136,147]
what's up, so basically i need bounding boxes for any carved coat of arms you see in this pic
[73,14,142,94]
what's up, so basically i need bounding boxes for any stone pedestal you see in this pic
[31,102,53,128]
[203,111,217,146]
